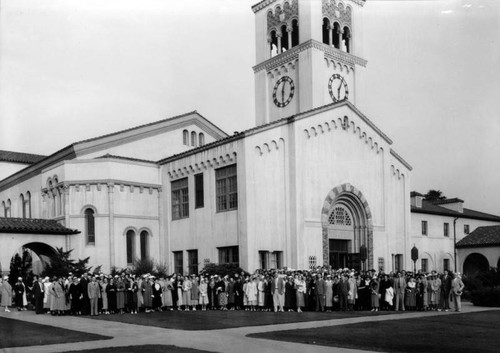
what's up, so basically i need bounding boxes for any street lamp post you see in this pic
[360,245,367,273]
[411,245,419,274]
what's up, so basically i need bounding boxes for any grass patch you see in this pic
[248,310,500,353]
[0,316,111,349]
[90,309,400,330]
[62,345,215,353]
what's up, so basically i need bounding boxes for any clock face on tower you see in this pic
[328,74,349,102]
[273,76,295,108]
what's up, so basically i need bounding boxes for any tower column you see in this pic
[328,25,333,46]
[338,29,345,51]
[287,27,293,50]
[107,182,115,270]
[277,33,282,54]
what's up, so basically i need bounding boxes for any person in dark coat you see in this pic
[152,278,163,311]
[106,278,116,314]
[285,276,296,311]
[339,273,349,311]
[79,273,90,315]
[32,276,45,314]
[68,277,81,315]
[14,278,25,311]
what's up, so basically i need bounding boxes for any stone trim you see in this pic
[167,152,237,180]
[253,39,367,73]
[321,183,374,269]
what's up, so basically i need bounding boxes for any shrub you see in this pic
[470,287,500,307]
[200,263,248,278]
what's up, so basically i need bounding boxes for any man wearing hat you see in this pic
[79,273,90,315]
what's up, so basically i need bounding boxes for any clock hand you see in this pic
[281,82,285,102]
[337,79,343,100]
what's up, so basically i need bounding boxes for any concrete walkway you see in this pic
[0,303,496,353]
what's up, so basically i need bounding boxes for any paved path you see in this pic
[0,303,496,353]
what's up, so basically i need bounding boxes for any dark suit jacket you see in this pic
[315,279,326,295]
[270,277,285,295]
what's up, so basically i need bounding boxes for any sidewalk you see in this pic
[0,302,495,353]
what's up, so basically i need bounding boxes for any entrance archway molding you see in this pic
[321,183,374,269]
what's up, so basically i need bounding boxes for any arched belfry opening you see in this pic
[321,184,373,271]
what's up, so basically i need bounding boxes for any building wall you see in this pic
[410,212,500,272]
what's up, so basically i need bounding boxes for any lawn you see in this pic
[248,310,500,353]
[90,309,400,330]
[0,316,111,349]
[62,345,216,353]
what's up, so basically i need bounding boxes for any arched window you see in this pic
[20,194,25,218]
[291,19,299,47]
[343,26,351,53]
[191,131,197,147]
[183,130,189,145]
[269,30,278,57]
[84,208,95,244]
[25,191,31,218]
[6,199,11,217]
[198,133,205,146]
[280,25,289,52]
[1,201,5,217]
[140,230,149,260]
[322,18,330,45]
[126,229,136,264]
[333,22,341,49]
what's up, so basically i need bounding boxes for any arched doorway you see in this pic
[8,242,59,279]
[463,253,489,275]
[321,183,373,271]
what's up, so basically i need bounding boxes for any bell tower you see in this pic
[252,0,367,126]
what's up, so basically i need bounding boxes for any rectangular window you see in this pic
[378,257,385,272]
[274,251,282,269]
[173,251,183,274]
[443,258,450,271]
[187,249,198,275]
[421,258,428,273]
[171,178,189,220]
[194,173,204,208]
[218,246,239,266]
[464,224,470,234]
[421,220,428,236]
[444,222,449,237]
[215,164,237,212]
[259,251,269,269]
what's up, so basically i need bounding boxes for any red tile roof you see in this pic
[456,226,500,248]
[0,150,46,165]
[0,217,80,235]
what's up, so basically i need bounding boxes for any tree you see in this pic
[41,247,92,278]
[424,189,447,202]
[8,249,33,285]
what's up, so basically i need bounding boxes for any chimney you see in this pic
[410,191,424,208]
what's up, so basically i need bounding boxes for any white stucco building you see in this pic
[1,0,499,276]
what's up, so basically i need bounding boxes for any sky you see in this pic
[0,0,499,214]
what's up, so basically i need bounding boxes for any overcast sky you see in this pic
[0,0,499,214]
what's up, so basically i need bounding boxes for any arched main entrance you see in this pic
[321,183,373,271]
[463,253,489,275]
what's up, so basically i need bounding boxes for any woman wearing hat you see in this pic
[14,277,25,311]
[1,276,12,312]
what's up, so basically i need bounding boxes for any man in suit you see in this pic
[271,271,285,312]
[338,273,349,311]
[32,276,44,314]
[88,276,101,316]
[314,273,326,312]
[79,273,90,315]
[441,270,452,311]
[394,271,406,311]
[450,272,465,312]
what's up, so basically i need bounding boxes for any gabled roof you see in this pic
[0,217,80,235]
[159,100,409,167]
[0,111,227,190]
[0,150,46,165]
[411,200,500,222]
[432,198,464,205]
[456,225,500,248]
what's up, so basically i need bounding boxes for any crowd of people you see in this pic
[0,267,465,316]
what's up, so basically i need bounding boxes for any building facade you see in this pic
[1,0,498,276]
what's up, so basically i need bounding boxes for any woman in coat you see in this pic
[51,278,66,315]
[1,276,12,312]
[100,277,108,314]
[191,276,200,311]
[284,276,296,312]
[106,277,117,314]
[152,278,163,311]
[182,276,192,311]
[217,276,228,310]
[142,276,153,312]
[324,275,334,312]
[245,277,257,311]
[370,276,380,311]
[294,274,306,312]
[164,276,174,310]
[115,277,126,314]
[14,277,25,311]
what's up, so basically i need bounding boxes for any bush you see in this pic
[470,287,500,307]
[463,269,500,292]
[200,263,248,278]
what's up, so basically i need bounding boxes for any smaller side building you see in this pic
[456,225,500,275]
[410,192,500,274]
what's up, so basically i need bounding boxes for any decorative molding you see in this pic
[267,0,298,33]
[322,0,352,30]
[390,148,413,171]
[167,152,237,180]
[253,39,366,73]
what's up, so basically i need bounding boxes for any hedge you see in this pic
[470,287,500,307]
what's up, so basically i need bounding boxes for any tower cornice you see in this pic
[252,39,367,73]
